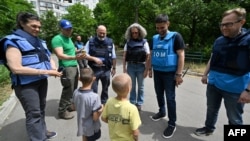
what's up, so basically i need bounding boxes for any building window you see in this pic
[40,2,46,7]
[30,1,36,7]
[55,4,59,9]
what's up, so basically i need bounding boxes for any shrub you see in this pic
[0,65,10,85]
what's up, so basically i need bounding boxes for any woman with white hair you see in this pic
[122,23,150,111]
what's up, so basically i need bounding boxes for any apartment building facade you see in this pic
[26,0,99,17]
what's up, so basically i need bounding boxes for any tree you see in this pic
[62,3,97,43]
[40,10,59,51]
[0,0,34,37]
[93,0,157,47]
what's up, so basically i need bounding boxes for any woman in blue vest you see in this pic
[2,12,62,141]
[123,23,150,111]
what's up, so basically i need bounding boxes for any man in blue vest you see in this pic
[84,25,117,104]
[75,35,84,50]
[148,14,185,139]
[195,7,250,136]
[74,35,88,69]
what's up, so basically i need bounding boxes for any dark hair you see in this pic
[16,12,40,29]
[155,14,169,23]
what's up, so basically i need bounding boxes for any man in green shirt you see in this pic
[51,19,84,119]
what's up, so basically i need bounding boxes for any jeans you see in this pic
[127,63,145,106]
[91,67,111,104]
[77,59,88,69]
[59,66,78,113]
[205,84,244,131]
[153,70,176,126]
[14,79,48,141]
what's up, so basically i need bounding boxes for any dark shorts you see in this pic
[86,129,101,141]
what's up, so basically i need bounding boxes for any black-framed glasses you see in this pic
[219,20,241,28]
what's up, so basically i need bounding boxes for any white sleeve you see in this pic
[84,41,90,55]
[124,43,127,51]
[112,44,116,58]
[144,42,150,54]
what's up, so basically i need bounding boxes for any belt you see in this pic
[127,61,145,64]
[67,65,77,67]
[93,64,106,67]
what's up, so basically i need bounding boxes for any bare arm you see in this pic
[201,54,212,84]
[143,54,150,78]
[175,49,185,87]
[6,46,62,77]
[132,129,139,141]
[148,50,153,78]
[123,51,127,73]
[53,47,85,60]
[111,58,116,77]
[175,49,185,75]
[93,105,104,121]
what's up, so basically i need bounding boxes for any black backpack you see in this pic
[0,38,8,66]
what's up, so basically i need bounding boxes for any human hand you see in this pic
[175,76,183,87]
[201,75,208,84]
[48,69,63,77]
[111,68,116,77]
[94,58,103,66]
[238,91,250,103]
[148,69,152,78]
[143,70,148,78]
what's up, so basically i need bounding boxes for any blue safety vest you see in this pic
[2,34,51,85]
[152,31,177,72]
[75,41,84,49]
[88,37,113,69]
[210,29,250,76]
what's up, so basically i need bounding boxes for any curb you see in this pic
[0,91,17,127]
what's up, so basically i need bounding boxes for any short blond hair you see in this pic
[112,73,131,96]
[223,8,246,20]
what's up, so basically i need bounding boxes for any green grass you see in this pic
[0,65,12,106]
[184,61,207,74]
[0,84,12,106]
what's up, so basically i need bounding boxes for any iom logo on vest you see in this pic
[224,125,250,141]
[153,50,167,58]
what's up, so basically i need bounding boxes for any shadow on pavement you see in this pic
[0,118,28,141]
[45,99,60,119]
[139,110,205,141]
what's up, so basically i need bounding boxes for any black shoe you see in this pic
[46,131,57,139]
[150,112,166,121]
[136,105,142,111]
[162,125,176,138]
[194,127,213,136]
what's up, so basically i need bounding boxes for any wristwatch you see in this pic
[175,73,182,77]
[245,88,250,93]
